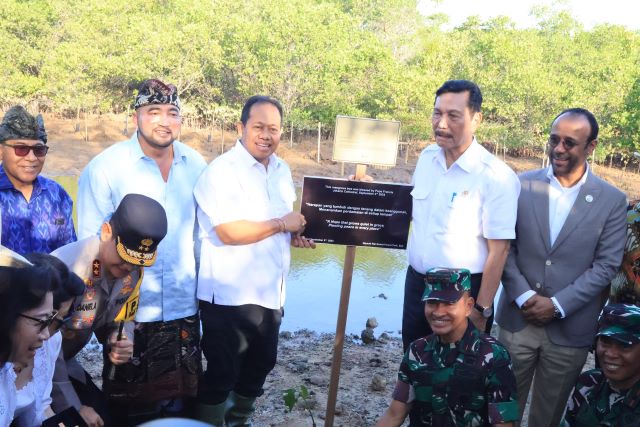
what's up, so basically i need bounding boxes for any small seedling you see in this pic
[283,385,317,426]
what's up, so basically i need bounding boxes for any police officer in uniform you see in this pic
[50,193,168,427]
[562,304,640,426]
[376,268,519,427]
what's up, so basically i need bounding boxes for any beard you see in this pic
[137,126,177,150]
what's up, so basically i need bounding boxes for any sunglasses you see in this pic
[19,310,59,332]
[2,143,49,157]
[548,136,591,151]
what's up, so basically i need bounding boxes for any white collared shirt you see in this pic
[515,165,590,315]
[548,164,590,245]
[407,139,520,274]
[194,141,296,309]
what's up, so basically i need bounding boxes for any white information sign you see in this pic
[332,115,400,166]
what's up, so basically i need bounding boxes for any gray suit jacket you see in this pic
[496,168,627,347]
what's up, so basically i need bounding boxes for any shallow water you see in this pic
[284,244,407,335]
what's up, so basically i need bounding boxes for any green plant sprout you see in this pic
[283,384,317,427]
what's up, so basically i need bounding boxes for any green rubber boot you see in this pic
[225,392,256,427]
[194,401,227,427]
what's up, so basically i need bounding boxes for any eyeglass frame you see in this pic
[547,135,594,151]
[1,142,49,157]
[50,310,75,332]
[18,310,59,332]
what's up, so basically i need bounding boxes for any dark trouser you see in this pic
[402,265,491,351]
[198,301,282,405]
[70,371,112,427]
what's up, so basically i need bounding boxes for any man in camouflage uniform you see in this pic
[376,268,519,427]
[562,304,640,426]
[51,194,168,427]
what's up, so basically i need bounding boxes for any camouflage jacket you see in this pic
[562,369,640,427]
[392,322,519,426]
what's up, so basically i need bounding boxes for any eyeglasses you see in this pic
[548,136,589,150]
[19,310,58,332]
[2,143,49,157]
[51,311,74,332]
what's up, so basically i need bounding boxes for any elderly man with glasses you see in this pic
[0,105,76,254]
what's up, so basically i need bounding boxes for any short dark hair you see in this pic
[435,80,483,114]
[26,253,84,309]
[240,95,284,126]
[0,266,55,365]
[552,108,599,143]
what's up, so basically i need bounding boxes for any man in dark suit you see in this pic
[496,108,628,427]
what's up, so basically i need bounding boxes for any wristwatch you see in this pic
[552,301,562,319]
[474,302,493,318]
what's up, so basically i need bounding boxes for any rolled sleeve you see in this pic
[482,166,520,240]
[391,351,414,404]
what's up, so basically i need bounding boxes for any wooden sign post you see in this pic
[304,116,404,426]
[324,164,366,427]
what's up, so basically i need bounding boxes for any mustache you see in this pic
[428,315,451,321]
[435,130,452,138]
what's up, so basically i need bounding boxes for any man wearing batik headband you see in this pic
[376,268,519,427]
[77,79,206,424]
[0,105,76,254]
[562,304,640,426]
[50,193,167,427]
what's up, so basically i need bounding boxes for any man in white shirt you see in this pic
[403,79,520,353]
[496,108,628,427]
[193,95,315,426]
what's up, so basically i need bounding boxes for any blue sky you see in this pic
[418,0,639,30]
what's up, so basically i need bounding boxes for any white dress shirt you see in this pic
[77,134,207,322]
[515,165,590,316]
[194,142,296,310]
[407,139,520,274]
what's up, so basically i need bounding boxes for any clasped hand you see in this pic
[521,294,555,326]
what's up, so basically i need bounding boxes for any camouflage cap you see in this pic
[597,304,640,345]
[133,79,181,110]
[0,105,47,144]
[421,267,471,303]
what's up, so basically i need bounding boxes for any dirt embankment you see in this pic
[42,113,640,200]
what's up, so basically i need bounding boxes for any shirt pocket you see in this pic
[446,190,482,235]
[411,186,431,221]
